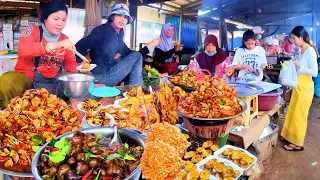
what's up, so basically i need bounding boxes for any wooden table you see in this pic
[228,103,284,149]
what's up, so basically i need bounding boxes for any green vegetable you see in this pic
[32,146,41,153]
[42,175,55,180]
[123,154,136,161]
[106,154,122,160]
[95,143,101,147]
[76,169,80,175]
[54,137,71,154]
[118,150,126,157]
[9,150,14,156]
[96,134,102,139]
[49,138,57,147]
[84,147,90,152]
[94,169,101,180]
[218,99,226,105]
[87,152,97,158]
[86,152,104,159]
[117,150,135,161]
[123,143,129,149]
[48,137,71,163]
[143,68,160,86]
[48,151,66,163]
[32,134,45,145]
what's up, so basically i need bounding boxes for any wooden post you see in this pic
[219,7,228,51]
[179,8,183,43]
[129,0,138,49]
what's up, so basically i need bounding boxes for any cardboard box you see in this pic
[3,31,13,41]
[3,41,13,50]
[3,24,12,31]
[252,123,279,162]
[0,32,4,50]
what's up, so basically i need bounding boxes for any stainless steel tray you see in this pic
[169,80,197,91]
[229,83,264,97]
[0,168,33,177]
[176,98,247,121]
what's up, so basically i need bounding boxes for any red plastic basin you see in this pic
[258,88,283,111]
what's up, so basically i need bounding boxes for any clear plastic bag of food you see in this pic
[279,59,298,88]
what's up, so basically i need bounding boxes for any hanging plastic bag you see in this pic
[279,59,298,88]
[0,58,17,76]
[314,74,320,97]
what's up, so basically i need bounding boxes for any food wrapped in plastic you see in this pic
[141,140,185,180]
[146,123,190,157]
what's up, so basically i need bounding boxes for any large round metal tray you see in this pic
[229,83,264,97]
[31,127,145,180]
[0,166,33,177]
[168,79,197,91]
[176,98,247,121]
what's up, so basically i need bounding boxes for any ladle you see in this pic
[110,126,122,146]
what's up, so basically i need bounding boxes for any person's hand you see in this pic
[175,44,183,52]
[244,64,254,72]
[225,66,234,77]
[147,38,162,48]
[58,39,76,51]
[293,58,301,68]
[174,55,179,63]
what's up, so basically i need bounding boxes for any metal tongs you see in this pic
[74,50,90,63]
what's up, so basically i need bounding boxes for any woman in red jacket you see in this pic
[0,0,78,107]
[15,0,78,94]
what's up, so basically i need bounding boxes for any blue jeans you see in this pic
[95,51,143,86]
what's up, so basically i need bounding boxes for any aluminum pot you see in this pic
[31,127,146,180]
[56,73,95,98]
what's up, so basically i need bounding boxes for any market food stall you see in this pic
[0,64,278,180]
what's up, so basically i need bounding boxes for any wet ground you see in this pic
[259,97,320,180]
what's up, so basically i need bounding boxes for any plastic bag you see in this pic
[0,58,16,76]
[279,60,298,88]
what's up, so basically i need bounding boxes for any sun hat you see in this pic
[107,3,133,24]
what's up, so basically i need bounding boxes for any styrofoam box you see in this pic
[181,167,218,180]
[214,145,258,171]
[82,113,115,128]
[77,102,102,113]
[114,97,129,107]
[102,104,129,112]
[196,155,244,180]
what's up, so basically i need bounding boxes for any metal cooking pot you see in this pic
[31,127,146,180]
[56,73,95,98]
[176,98,247,138]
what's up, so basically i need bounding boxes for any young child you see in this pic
[230,29,267,82]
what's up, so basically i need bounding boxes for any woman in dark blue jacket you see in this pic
[76,4,160,86]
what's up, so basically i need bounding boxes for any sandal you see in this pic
[283,144,304,151]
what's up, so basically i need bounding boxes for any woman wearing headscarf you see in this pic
[0,0,78,107]
[153,23,183,75]
[76,3,161,86]
[194,35,231,77]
